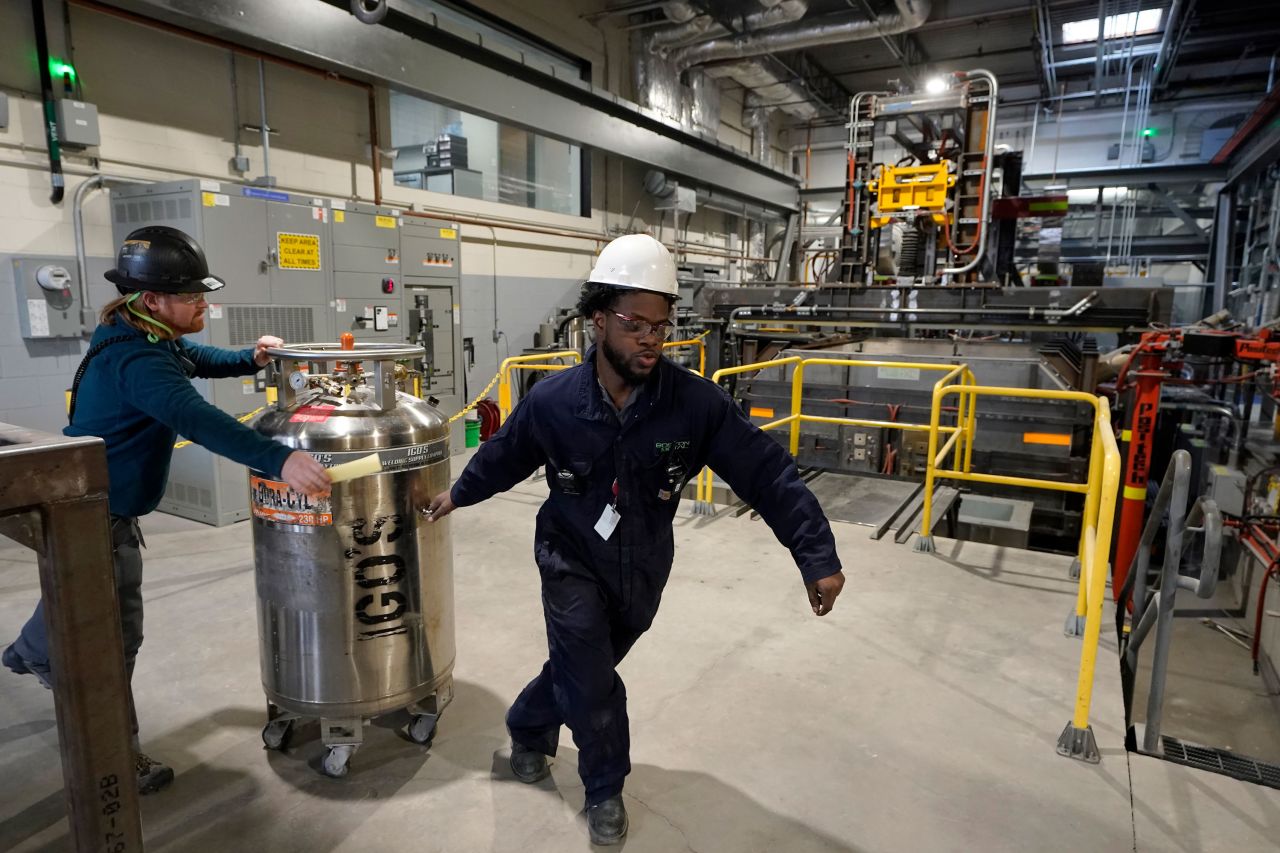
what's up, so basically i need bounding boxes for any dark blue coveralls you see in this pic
[450,347,841,805]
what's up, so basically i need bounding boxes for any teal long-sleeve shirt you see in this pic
[63,319,293,517]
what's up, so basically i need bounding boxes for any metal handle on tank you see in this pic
[267,341,426,413]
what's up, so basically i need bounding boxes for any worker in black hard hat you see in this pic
[2,225,331,794]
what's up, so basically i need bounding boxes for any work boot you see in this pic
[586,795,628,845]
[3,644,52,690]
[135,752,174,795]
[509,741,550,783]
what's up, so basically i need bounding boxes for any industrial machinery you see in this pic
[108,179,464,525]
[248,341,453,778]
[841,69,1003,285]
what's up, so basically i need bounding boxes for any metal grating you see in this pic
[1160,736,1280,790]
[226,306,314,347]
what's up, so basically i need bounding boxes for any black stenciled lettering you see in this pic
[354,554,405,588]
[355,591,407,624]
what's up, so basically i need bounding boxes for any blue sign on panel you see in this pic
[242,187,290,202]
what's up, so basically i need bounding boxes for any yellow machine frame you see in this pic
[868,162,956,230]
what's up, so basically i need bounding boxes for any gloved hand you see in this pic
[254,335,284,367]
[805,570,845,616]
[282,450,331,497]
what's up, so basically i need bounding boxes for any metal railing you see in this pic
[1115,449,1223,754]
[662,334,708,377]
[692,356,976,514]
[915,381,1121,761]
[496,350,581,422]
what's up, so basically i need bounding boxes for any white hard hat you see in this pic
[587,234,679,298]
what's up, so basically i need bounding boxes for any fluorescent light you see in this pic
[924,76,948,94]
[1062,9,1162,45]
[1067,187,1130,205]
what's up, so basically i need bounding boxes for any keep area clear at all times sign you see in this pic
[277,232,321,270]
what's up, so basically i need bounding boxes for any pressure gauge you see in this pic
[289,371,308,391]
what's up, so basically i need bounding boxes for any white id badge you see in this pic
[594,504,621,540]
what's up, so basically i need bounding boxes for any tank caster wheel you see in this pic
[408,714,437,746]
[261,718,294,751]
[322,744,355,778]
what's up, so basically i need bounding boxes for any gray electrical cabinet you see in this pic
[110,179,335,525]
[108,179,464,526]
[400,214,464,451]
[13,256,81,339]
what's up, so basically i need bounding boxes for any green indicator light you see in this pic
[49,59,76,82]
[1141,127,1157,137]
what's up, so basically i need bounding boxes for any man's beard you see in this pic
[601,335,655,387]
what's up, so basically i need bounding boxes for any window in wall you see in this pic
[390,91,585,217]
[1062,9,1163,45]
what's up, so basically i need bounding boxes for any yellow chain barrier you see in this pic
[173,406,267,450]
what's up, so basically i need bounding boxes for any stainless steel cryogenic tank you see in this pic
[248,341,454,777]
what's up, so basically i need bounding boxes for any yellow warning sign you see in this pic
[439,227,457,239]
[277,232,320,271]
[333,210,346,223]
[202,191,216,207]
[375,215,397,229]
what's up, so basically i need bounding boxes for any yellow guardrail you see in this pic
[1061,397,1120,760]
[918,380,1121,760]
[693,356,976,512]
[662,335,708,377]
[497,350,582,422]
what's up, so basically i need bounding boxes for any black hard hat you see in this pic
[104,226,226,294]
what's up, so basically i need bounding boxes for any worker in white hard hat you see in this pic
[425,233,845,845]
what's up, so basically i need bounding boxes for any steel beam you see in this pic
[0,423,141,853]
[1146,183,1208,237]
[1023,164,1228,188]
[94,0,800,210]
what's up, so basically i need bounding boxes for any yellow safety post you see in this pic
[1058,396,1120,763]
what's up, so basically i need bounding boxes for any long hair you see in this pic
[99,293,179,341]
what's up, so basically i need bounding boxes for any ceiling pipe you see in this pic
[653,1,809,52]
[669,0,930,71]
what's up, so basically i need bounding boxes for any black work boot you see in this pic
[586,795,628,845]
[509,741,550,783]
[135,751,174,794]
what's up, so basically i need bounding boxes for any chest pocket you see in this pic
[640,441,692,503]
[550,454,594,496]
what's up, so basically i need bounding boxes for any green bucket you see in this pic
[465,418,481,448]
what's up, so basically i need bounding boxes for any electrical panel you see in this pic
[843,427,883,474]
[400,215,464,451]
[55,99,100,148]
[108,179,464,525]
[13,257,80,339]
[110,180,335,525]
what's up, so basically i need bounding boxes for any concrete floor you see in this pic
[2,457,1279,852]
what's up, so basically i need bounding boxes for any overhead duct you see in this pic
[652,0,809,52]
[704,57,820,120]
[669,0,931,71]
[645,1,819,122]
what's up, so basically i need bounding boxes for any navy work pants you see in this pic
[506,562,655,806]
